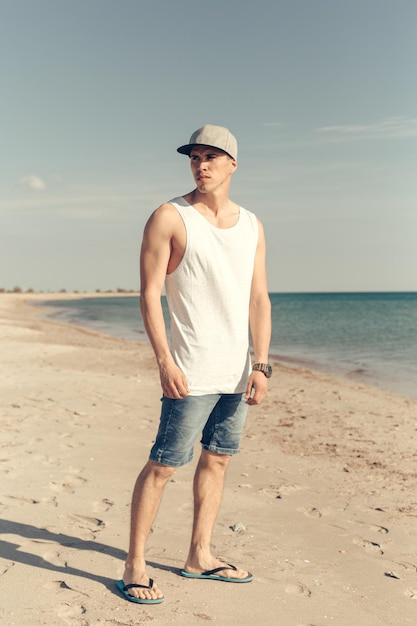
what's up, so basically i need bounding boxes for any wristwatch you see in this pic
[252,362,272,378]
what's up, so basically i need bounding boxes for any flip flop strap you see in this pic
[202,564,237,576]
[123,579,154,591]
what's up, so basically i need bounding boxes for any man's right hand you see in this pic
[159,361,189,399]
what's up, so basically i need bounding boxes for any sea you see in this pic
[41,292,417,400]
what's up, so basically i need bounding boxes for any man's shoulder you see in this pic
[144,200,185,237]
[151,200,180,219]
[154,196,188,214]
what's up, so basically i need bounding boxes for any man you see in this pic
[116,125,272,604]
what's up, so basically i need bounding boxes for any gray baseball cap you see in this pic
[177,124,238,161]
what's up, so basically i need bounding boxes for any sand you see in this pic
[1,293,416,626]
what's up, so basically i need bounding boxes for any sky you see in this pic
[1,0,416,293]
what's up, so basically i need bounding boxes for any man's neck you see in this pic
[187,188,233,215]
[184,189,240,229]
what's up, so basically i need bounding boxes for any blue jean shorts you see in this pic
[149,393,248,468]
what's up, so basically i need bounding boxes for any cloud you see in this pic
[314,117,417,142]
[18,175,47,191]
[0,192,157,220]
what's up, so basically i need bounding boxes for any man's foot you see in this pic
[116,579,164,604]
[181,560,253,583]
[119,563,164,602]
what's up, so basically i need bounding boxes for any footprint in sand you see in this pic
[146,545,167,558]
[49,481,77,494]
[69,514,105,537]
[49,471,87,495]
[394,560,417,572]
[192,612,214,621]
[42,550,68,568]
[32,453,57,466]
[44,580,75,591]
[0,561,15,577]
[356,521,389,535]
[0,457,11,474]
[39,495,59,507]
[259,482,302,499]
[384,561,417,583]
[70,513,105,526]
[277,481,302,495]
[44,580,88,608]
[65,468,88,484]
[5,495,40,505]
[56,603,87,618]
[352,537,384,555]
[298,506,322,518]
[59,441,75,451]
[285,582,312,597]
[92,498,114,513]
[368,523,389,534]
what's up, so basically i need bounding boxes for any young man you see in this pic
[116,125,272,604]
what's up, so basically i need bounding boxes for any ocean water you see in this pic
[41,292,417,399]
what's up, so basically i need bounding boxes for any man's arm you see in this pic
[245,220,271,405]
[139,204,189,398]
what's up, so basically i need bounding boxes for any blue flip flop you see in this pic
[115,579,164,604]
[180,563,253,583]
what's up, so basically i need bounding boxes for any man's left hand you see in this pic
[245,370,268,405]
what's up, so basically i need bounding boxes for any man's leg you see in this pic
[121,395,219,599]
[183,449,250,579]
[122,459,175,600]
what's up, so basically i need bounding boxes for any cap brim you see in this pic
[177,144,194,156]
[176,143,235,159]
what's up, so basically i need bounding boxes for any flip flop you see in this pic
[115,579,164,604]
[180,563,253,583]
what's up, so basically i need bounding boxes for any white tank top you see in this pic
[165,196,259,395]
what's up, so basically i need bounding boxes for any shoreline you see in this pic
[1,293,417,625]
[28,291,417,401]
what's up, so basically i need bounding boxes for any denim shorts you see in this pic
[149,393,248,467]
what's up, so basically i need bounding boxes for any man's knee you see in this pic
[144,459,177,483]
[200,449,232,470]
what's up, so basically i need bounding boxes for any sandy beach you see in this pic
[1,293,416,626]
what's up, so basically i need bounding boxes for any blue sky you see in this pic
[1,0,416,292]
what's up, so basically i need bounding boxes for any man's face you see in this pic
[189,145,237,193]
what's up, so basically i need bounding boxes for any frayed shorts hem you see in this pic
[148,453,194,469]
[148,443,239,469]
[201,444,240,456]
